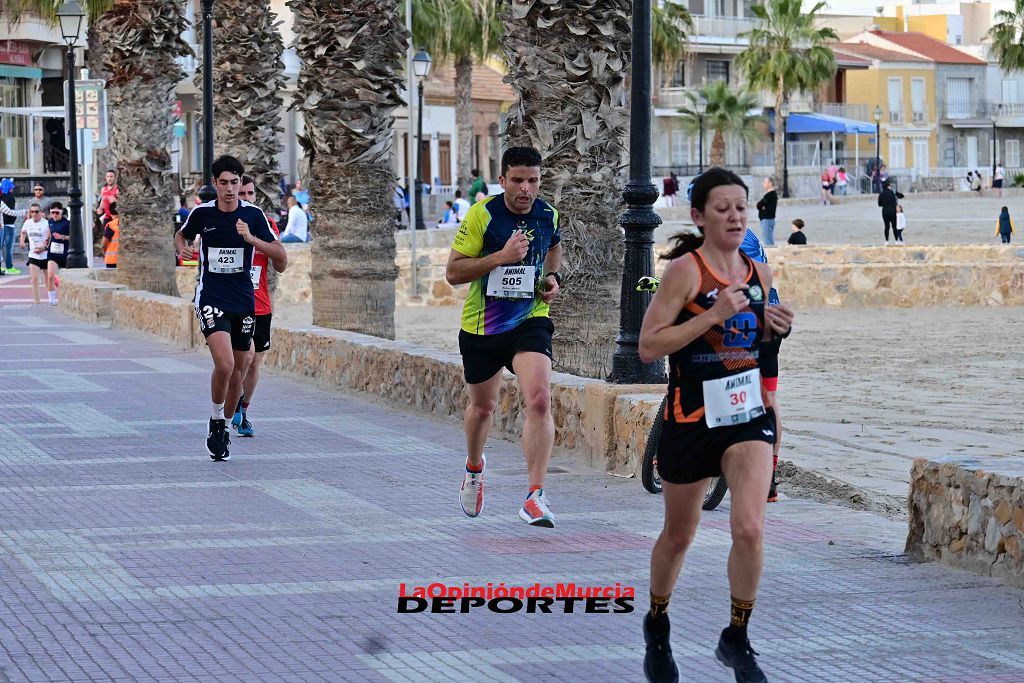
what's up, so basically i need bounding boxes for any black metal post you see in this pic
[414,81,427,231]
[782,116,790,199]
[992,119,997,177]
[197,0,216,203]
[608,0,666,384]
[65,46,87,268]
[697,115,704,174]
[875,121,881,193]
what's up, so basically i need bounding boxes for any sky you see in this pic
[819,0,885,16]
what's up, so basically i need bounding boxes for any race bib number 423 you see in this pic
[702,368,765,428]
[486,265,535,299]
[208,247,243,274]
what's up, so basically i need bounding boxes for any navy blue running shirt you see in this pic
[180,200,276,312]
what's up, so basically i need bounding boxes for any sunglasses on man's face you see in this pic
[50,211,62,216]
[29,210,39,214]
[33,188,44,192]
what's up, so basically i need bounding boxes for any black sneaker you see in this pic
[715,628,767,682]
[643,612,678,683]
[206,418,231,461]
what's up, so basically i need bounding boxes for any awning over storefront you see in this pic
[0,65,44,79]
[769,111,876,135]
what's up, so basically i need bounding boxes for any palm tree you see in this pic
[92,0,189,295]
[412,0,501,192]
[988,0,1024,73]
[652,0,693,88]
[287,0,407,338]
[501,0,631,379]
[195,0,286,213]
[736,0,837,190]
[678,80,764,166]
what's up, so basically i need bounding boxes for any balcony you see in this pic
[816,103,869,121]
[889,110,904,124]
[691,15,759,45]
[940,100,1024,125]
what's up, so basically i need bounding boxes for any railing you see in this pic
[692,15,759,41]
[656,87,695,109]
[816,103,869,121]
[939,100,1024,120]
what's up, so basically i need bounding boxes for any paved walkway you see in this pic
[0,306,1022,682]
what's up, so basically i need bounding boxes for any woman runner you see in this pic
[639,168,795,683]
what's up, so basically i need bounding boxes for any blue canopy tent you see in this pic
[768,111,876,171]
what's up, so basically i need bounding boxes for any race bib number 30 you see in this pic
[703,368,765,428]
[208,247,243,274]
[486,265,535,299]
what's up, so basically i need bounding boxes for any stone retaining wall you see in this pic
[204,244,1024,310]
[906,457,1024,587]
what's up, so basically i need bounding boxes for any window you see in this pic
[887,77,903,122]
[1002,80,1020,104]
[706,60,729,83]
[946,77,971,118]
[671,131,686,165]
[671,60,685,88]
[889,139,906,169]
[913,139,929,172]
[1007,140,1021,168]
[0,77,29,171]
[911,78,926,122]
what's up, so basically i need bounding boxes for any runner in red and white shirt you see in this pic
[96,170,119,223]
[231,175,286,437]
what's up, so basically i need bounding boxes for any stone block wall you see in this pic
[907,457,1024,587]
[58,270,126,324]
[111,290,199,351]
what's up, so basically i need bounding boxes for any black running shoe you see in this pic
[715,629,768,682]
[643,612,678,683]
[206,418,231,461]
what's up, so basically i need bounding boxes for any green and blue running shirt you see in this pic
[452,194,561,335]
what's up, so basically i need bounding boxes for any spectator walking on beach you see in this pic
[662,172,679,207]
[993,164,1005,198]
[997,206,1014,244]
[820,171,832,206]
[971,170,984,195]
[894,204,906,243]
[756,176,778,246]
[878,180,903,243]
[835,167,848,196]
[787,218,807,245]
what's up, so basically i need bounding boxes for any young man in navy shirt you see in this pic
[174,155,286,460]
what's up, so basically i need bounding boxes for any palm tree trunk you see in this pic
[196,0,286,213]
[86,22,114,257]
[98,0,189,295]
[502,1,630,379]
[455,54,474,192]
[711,129,726,166]
[774,87,785,193]
[288,0,406,338]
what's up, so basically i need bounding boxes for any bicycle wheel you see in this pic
[702,475,728,511]
[641,397,667,494]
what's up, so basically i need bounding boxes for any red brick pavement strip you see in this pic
[0,275,36,304]
[0,305,1022,682]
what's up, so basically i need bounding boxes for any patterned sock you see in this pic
[649,592,671,618]
[727,596,756,639]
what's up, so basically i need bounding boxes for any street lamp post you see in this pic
[57,0,86,268]
[779,101,790,199]
[412,48,432,233]
[197,0,217,203]
[608,0,666,384]
[992,116,998,177]
[695,94,707,174]
[873,105,883,193]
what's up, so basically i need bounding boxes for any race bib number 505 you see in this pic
[486,265,535,299]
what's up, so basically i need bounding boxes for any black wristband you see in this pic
[780,325,792,339]
[547,271,561,286]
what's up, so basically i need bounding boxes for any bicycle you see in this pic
[636,275,728,511]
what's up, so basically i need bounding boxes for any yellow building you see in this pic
[834,42,938,175]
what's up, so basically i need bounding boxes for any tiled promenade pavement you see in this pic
[1,306,1022,683]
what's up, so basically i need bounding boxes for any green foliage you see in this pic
[678,79,763,143]
[988,0,1024,73]
[1,0,114,24]
[1013,172,1024,188]
[411,0,501,62]
[652,1,693,69]
[735,0,838,98]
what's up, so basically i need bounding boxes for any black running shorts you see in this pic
[458,317,554,384]
[253,313,272,352]
[27,256,48,270]
[657,409,776,485]
[195,304,255,352]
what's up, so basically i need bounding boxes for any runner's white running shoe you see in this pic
[459,455,485,517]
[519,488,554,528]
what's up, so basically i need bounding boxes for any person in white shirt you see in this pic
[453,189,471,222]
[18,203,50,304]
[281,195,308,243]
[993,164,1005,198]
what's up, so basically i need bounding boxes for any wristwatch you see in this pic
[546,271,562,286]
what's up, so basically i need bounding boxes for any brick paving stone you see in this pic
[0,306,1022,682]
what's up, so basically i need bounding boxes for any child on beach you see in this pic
[895,205,906,242]
[787,219,807,245]
[997,206,1014,244]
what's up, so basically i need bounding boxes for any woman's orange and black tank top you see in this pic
[665,250,767,424]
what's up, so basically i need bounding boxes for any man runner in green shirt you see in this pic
[446,146,563,527]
